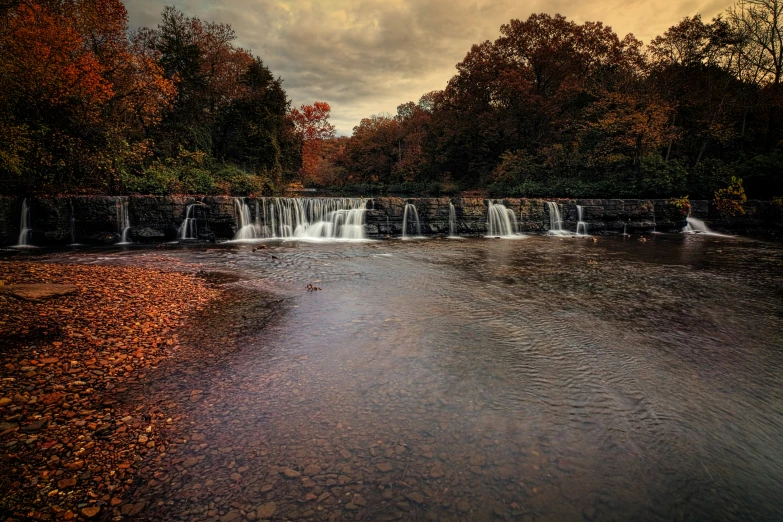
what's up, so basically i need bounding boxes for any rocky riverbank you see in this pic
[0,261,222,520]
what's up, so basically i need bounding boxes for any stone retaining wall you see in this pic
[1,196,779,245]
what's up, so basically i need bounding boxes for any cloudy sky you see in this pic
[126,0,728,135]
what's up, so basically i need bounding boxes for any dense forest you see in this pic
[314,3,783,200]
[0,0,781,200]
[0,0,311,195]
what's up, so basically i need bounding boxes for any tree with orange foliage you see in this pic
[0,0,175,192]
[290,102,336,186]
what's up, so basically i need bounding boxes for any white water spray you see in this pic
[487,201,518,237]
[116,198,132,244]
[233,198,368,241]
[448,202,458,237]
[546,202,568,235]
[575,205,588,236]
[402,203,422,238]
[683,216,728,236]
[14,198,33,248]
[179,203,201,240]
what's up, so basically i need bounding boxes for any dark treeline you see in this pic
[316,4,783,200]
[0,1,301,195]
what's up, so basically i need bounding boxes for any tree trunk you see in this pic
[665,112,676,162]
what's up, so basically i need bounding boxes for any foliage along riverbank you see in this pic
[0,260,222,520]
[1,1,781,201]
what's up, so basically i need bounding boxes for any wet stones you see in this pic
[80,506,100,518]
[376,462,393,473]
[281,467,301,479]
[303,463,321,476]
[256,502,277,519]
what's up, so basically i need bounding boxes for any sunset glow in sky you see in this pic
[126,0,728,135]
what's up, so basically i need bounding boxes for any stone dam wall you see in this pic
[1,196,779,246]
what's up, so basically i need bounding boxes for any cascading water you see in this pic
[651,208,659,234]
[116,198,132,244]
[14,198,33,248]
[683,216,727,236]
[179,203,200,240]
[575,205,588,236]
[448,202,457,237]
[233,198,368,241]
[233,198,257,240]
[402,203,422,238]
[546,202,567,235]
[486,200,518,237]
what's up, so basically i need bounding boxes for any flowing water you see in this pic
[449,202,458,237]
[546,202,567,236]
[683,216,728,237]
[116,197,132,244]
[14,198,33,248]
[576,205,588,236]
[28,235,783,521]
[233,198,257,240]
[486,201,519,237]
[235,197,367,241]
[402,203,422,238]
[179,203,200,240]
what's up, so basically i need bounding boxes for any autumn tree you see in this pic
[290,102,336,186]
[0,0,174,192]
[135,6,300,192]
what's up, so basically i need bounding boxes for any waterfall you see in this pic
[486,200,518,237]
[546,202,566,235]
[622,223,628,236]
[14,198,33,248]
[448,202,457,237]
[448,202,457,236]
[116,198,132,244]
[232,197,368,240]
[178,203,200,240]
[575,205,588,236]
[233,198,258,240]
[683,216,727,236]
[402,203,422,238]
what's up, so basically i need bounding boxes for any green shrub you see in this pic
[638,155,688,197]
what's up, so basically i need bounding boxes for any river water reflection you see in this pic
[53,234,783,520]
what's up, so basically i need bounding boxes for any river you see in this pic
[27,233,783,521]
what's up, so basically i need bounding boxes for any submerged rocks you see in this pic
[0,260,220,520]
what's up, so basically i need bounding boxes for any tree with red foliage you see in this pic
[0,0,175,191]
[290,102,336,186]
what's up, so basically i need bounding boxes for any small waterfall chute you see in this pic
[575,205,588,236]
[179,203,203,240]
[116,198,132,244]
[402,203,422,238]
[14,198,34,248]
[448,202,460,238]
[233,198,258,240]
[682,216,729,237]
[486,200,519,237]
[546,202,568,236]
